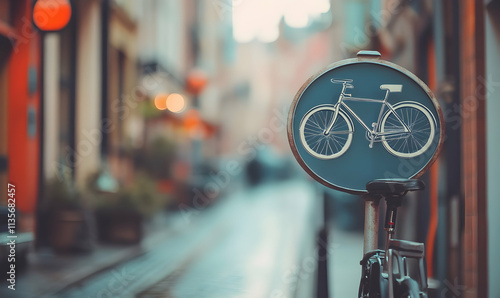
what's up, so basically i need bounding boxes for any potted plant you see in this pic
[40,178,94,253]
[91,174,167,244]
[134,136,176,180]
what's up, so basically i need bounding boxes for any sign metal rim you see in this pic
[287,57,445,194]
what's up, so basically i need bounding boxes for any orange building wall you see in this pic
[7,1,41,213]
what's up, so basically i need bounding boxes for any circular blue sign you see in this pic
[287,52,444,194]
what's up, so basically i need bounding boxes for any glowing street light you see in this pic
[166,93,186,113]
[154,93,168,110]
[32,0,72,32]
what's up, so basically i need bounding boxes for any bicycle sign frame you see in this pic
[288,51,444,194]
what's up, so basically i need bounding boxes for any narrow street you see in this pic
[1,1,499,297]
[50,180,321,298]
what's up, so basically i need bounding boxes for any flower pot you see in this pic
[96,209,143,244]
[49,209,85,253]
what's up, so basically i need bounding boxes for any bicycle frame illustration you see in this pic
[299,79,436,159]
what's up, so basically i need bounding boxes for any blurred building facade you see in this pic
[42,0,141,187]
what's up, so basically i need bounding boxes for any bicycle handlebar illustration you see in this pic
[299,78,436,159]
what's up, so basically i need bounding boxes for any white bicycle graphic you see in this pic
[299,79,436,159]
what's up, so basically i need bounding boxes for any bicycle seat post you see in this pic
[384,195,403,259]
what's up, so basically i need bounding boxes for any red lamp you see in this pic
[33,0,72,32]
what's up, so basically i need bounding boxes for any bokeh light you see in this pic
[154,93,168,110]
[166,93,186,113]
[33,0,72,31]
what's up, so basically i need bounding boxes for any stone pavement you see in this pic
[328,226,364,298]
[1,180,323,298]
[53,180,322,298]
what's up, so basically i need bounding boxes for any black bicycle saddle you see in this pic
[366,179,425,197]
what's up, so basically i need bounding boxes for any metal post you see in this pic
[317,191,329,298]
[363,195,380,254]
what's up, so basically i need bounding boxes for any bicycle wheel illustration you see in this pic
[381,102,435,158]
[299,106,353,159]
